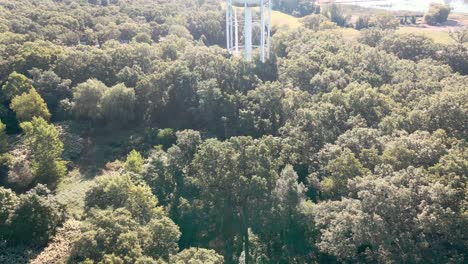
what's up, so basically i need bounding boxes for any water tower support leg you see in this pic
[244,6,253,60]
[234,7,239,53]
[226,2,230,51]
[267,1,272,59]
[261,0,265,62]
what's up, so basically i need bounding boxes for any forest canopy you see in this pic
[0,0,466,264]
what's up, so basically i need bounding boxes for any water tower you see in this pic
[226,0,272,62]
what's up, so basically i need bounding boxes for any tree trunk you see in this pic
[223,201,235,264]
[242,206,250,264]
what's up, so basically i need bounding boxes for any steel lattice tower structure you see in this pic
[226,0,272,62]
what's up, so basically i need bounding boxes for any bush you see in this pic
[20,117,66,187]
[1,72,33,102]
[355,16,370,30]
[0,120,7,152]
[171,248,224,264]
[156,128,176,150]
[319,21,339,30]
[424,4,451,25]
[371,13,399,29]
[125,149,144,174]
[73,175,180,263]
[99,84,136,127]
[359,28,385,47]
[322,4,348,27]
[7,185,66,246]
[0,153,11,184]
[10,88,51,122]
[301,14,325,31]
[134,32,152,44]
[85,174,162,224]
[379,33,438,61]
[0,187,18,239]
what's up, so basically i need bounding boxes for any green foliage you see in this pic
[1,1,467,263]
[0,187,18,239]
[424,3,451,25]
[355,16,369,30]
[3,185,66,247]
[141,149,174,205]
[187,10,224,45]
[272,0,318,17]
[10,88,51,122]
[171,248,224,264]
[125,149,144,174]
[438,44,468,75]
[29,68,72,114]
[358,28,386,47]
[371,13,399,29]
[322,149,367,199]
[142,217,180,260]
[74,174,180,263]
[156,128,176,150]
[0,119,7,152]
[322,4,348,27]
[134,33,153,44]
[190,136,283,263]
[12,40,62,73]
[100,84,136,126]
[379,33,438,61]
[85,174,163,224]
[0,153,11,184]
[72,79,107,121]
[315,167,466,263]
[20,117,66,187]
[1,71,33,102]
[449,28,468,45]
[301,14,326,31]
[72,208,142,263]
[0,119,11,182]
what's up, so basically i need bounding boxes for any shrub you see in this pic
[424,3,451,25]
[359,28,385,47]
[371,13,399,29]
[301,14,325,31]
[125,149,144,174]
[8,185,66,246]
[134,32,152,44]
[322,4,348,27]
[171,248,224,264]
[20,117,66,187]
[0,119,7,152]
[0,153,11,184]
[355,16,370,30]
[379,33,438,61]
[10,88,51,122]
[99,84,136,127]
[156,128,176,149]
[1,72,33,102]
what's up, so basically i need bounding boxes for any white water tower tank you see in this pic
[226,0,272,62]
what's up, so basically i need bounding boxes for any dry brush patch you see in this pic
[30,219,82,264]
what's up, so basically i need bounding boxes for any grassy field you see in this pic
[337,24,457,45]
[55,169,94,218]
[271,10,301,29]
[396,26,454,44]
[270,5,466,45]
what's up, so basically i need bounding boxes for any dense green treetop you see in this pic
[0,0,466,263]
